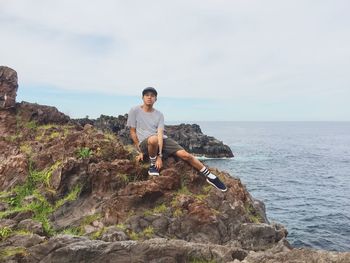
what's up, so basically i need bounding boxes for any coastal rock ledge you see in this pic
[1,66,349,262]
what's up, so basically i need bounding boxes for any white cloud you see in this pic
[1,0,350,105]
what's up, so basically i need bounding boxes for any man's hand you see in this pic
[155,156,162,170]
[136,152,144,163]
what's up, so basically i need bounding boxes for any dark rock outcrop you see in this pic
[166,123,234,158]
[0,66,18,109]
[75,115,234,158]
[16,101,70,126]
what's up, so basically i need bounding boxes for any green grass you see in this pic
[61,227,84,236]
[202,185,212,194]
[4,135,21,143]
[26,121,37,130]
[54,185,82,209]
[0,227,12,240]
[23,191,55,235]
[124,145,136,154]
[1,166,82,236]
[49,131,60,139]
[76,147,92,159]
[170,198,178,208]
[173,208,183,218]
[143,203,168,216]
[0,207,27,219]
[141,226,154,238]
[177,185,191,195]
[90,227,106,240]
[59,213,101,237]
[6,160,58,208]
[153,204,167,214]
[116,223,126,231]
[104,132,116,141]
[23,161,62,190]
[143,210,153,217]
[13,229,32,236]
[244,203,262,223]
[0,193,54,234]
[0,247,27,260]
[81,213,101,225]
[129,231,139,240]
[127,226,155,241]
[38,124,56,130]
[15,114,23,130]
[194,194,208,201]
[20,143,32,156]
[118,173,129,183]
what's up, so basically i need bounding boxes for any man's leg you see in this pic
[147,135,160,176]
[174,150,204,170]
[175,150,227,192]
[147,135,158,157]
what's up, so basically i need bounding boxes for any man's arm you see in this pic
[130,127,143,161]
[130,127,141,152]
[155,127,163,170]
[157,112,165,157]
[157,127,164,156]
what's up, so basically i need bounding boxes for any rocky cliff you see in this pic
[1,66,349,262]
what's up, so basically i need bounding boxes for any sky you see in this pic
[1,0,349,121]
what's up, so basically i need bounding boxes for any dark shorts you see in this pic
[140,137,184,157]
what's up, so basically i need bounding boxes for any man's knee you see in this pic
[147,135,158,146]
[176,150,194,161]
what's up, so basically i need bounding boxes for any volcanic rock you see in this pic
[0,66,18,109]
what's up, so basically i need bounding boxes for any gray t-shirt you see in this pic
[126,105,167,143]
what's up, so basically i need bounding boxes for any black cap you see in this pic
[142,87,158,96]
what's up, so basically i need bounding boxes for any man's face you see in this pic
[142,92,157,106]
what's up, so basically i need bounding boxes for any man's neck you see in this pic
[141,104,154,112]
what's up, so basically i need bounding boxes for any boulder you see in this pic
[5,233,45,248]
[100,226,128,242]
[0,66,18,109]
[0,154,28,191]
[17,219,44,235]
[24,236,248,263]
[166,123,234,158]
[0,219,17,229]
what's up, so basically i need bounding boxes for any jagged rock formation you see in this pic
[0,66,18,109]
[75,115,234,158]
[166,123,233,158]
[1,66,349,262]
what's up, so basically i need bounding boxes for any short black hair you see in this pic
[142,87,158,97]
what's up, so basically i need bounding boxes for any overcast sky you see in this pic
[1,0,349,121]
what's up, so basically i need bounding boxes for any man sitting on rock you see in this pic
[127,87,227,192]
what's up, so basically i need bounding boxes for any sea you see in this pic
[194,121,350,252]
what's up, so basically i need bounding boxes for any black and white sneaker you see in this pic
[206,177,227,192]
[148,165,160,176]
